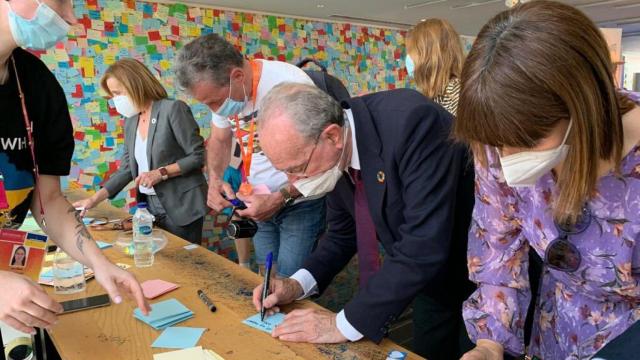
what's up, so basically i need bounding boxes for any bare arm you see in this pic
[33,175,103,266]
[207,125,232,179]
[33,175,150,314]
[206,125,235,212]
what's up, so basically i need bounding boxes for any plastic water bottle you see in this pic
[133,202,154,267]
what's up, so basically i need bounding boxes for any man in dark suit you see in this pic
[252,83,475,359]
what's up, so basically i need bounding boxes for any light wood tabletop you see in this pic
[41,189,422,360]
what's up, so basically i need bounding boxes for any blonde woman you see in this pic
[405,18,464,116]
[74,59,208,244]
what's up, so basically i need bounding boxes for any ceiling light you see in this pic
[450,0,501,10]
[614,2,640,9]
[578,0,626,9]
[404,0,447,9]
[615,16,640,25]
[317,4,325,8]
[328,14,413,28]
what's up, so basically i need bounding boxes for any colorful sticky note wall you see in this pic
[35,0,410,254]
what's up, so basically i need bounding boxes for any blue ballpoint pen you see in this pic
[260,252,273,322]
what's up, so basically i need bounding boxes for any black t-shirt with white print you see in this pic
[0,48,74,228]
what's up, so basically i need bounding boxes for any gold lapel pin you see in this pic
[377,171,385,184]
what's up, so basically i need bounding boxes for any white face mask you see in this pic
[113,95,139,118]
[499,120,573,188]
[293,125,349,197]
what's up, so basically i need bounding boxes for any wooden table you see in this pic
[42,189,421,359]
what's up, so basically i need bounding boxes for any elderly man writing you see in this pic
[252,83,475,360]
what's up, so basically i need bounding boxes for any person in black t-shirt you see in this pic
[0,0,150,335]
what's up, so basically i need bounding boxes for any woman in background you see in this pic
[405,18,464,115]
[74,59,208,244]
[455,2,640,359]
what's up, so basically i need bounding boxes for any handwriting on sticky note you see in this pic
[242,313,285,334]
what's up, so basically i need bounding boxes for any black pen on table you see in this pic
[260,252,273,322]
[197,289,217,312]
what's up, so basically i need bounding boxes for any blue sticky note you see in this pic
[151,327,206,349]
[387,350,407,360]
[242,313,285,334]
[96,241,113,249]
[134,299,193,330]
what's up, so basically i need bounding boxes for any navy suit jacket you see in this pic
[302,89,475,342]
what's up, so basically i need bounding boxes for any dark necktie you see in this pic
[349,168,380,288]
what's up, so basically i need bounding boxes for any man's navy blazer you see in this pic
[302,88,475,343]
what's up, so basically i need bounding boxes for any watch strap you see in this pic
[159,167,169,181]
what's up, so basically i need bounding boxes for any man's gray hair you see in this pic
[258,82,345,142]
[174,34,244,92]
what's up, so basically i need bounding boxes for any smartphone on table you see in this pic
[60,294,111,314]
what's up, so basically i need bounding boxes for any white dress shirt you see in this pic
[134,130,156,195]
[289,108,364,341]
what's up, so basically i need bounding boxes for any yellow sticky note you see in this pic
[154,347,206,360]
[92,20,104,31]
[53,48,69,62]
[203,16,213,27]
[157,5,169,22]
[104,53,116,65]
[188,7,201,18]
[190,27,201,37]
[160,60,171,71]
[79,57,95,78]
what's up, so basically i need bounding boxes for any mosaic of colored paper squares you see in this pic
[35,0,410,253]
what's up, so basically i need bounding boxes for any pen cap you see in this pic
[265,252,273,269]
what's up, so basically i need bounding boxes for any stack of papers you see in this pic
[153,346,224,360]
[38,266,94,286]
[134,299,193,330]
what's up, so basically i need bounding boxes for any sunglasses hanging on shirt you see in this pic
[544,205,591,272]
[9,55,47,229]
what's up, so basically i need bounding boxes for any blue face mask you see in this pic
[8,0,70,50]
[214,79,247,118]
[405,54,415,77]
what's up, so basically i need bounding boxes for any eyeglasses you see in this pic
[544,206,591,272]
[283,141,319,177]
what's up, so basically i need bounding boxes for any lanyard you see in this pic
[10,56,46,229]
[233,60,262,195]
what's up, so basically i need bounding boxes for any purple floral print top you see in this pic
[463,145,640,359]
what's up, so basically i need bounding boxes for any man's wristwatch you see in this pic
[279,187,296,207]
[158,167,169,181]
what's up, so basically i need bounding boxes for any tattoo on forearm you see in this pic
[67,206,93,254]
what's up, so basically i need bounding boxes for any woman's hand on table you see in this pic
[461,340,504,360]
[92,260,151,315]
[0,271,62,334]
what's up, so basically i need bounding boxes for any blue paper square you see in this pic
[242,312,285,334]
[151,327,206,349]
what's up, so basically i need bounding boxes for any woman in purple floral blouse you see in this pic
[453,1,640,359]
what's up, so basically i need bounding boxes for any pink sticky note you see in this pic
[141,279,179,299]
[243,184,271,208]
[252,184,271,195]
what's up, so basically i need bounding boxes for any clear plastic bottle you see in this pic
[133,202,154,267]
